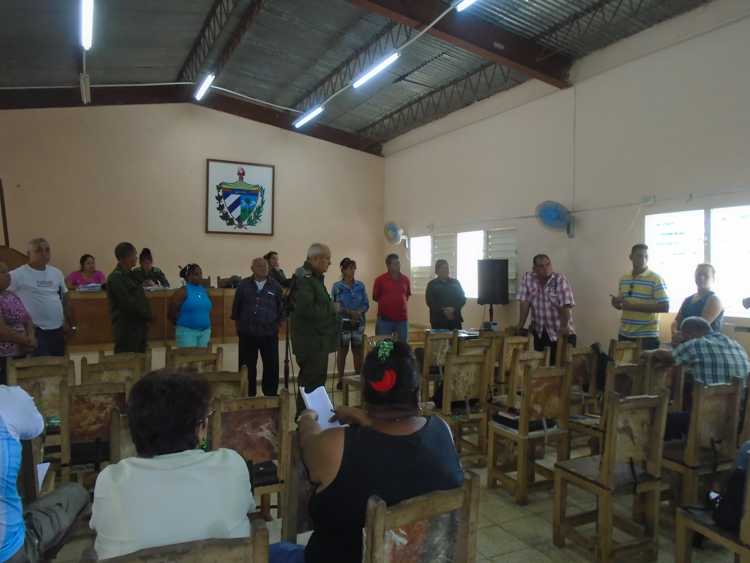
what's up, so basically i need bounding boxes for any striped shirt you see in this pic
[673,333,750,385]
[618,269,669,338]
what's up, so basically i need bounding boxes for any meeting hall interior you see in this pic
[1,0,750,562]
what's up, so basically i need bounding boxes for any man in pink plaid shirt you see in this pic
[517,254,576,364]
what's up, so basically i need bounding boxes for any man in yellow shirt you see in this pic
[611,244,669,350]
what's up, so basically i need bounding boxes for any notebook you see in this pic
[300,386,345,430]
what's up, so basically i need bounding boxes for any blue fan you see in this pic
[384,221,405,245]
[536,201,571,229]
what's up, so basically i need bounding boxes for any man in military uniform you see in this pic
[290,243,338,412]
[107,242,153,353]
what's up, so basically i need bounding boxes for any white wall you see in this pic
[384,2,750,345]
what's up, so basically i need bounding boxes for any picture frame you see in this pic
[206,159,275,235]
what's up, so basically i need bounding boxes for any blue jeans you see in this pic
[269,542,306,563]
[175,325,211,348]
[376,318,408,343]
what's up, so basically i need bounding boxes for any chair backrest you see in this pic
[210,391,290,470]
[61,382,128,475]
[604,362,647,397]
[518,366,570,436]
[567,349,598,397]
[7,357,75,418]
[188,369,248,403]
[18,438,43,503]
[104,517,269,562]
[599,391,669,487]
[82,353,149,388]
[501,335,532,383]
[167,347,223,371]
[281,432,316,542]
[407,329,427,349]
[608,339,642,366]
[98,349,153,369]
[684,380,742,467]
[110,408,137,463]
[362,471,480,563]
[420,331,458,378]
[508,350,547,409]
[642,353,671,395]
[440,350,490,415]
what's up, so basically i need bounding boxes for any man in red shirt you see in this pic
[372,254,411,343]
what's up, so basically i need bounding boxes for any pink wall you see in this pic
[0,103,385,289]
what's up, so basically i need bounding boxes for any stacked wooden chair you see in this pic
[608,338,642,366]
[166,346,224,372]
[487,365,572,504]
[553,391,670,563]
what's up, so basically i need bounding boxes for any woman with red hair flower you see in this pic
[271,340,463,563]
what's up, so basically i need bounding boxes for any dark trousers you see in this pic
[294,352,330,414]
[33,328,65,357]
[239,333,279,397]
[7,482,89,563]
[533,330,577,365]
[113,321,148,354]
[618,334,660,351]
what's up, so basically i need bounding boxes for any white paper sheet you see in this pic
[36,462,50,492]
[300,386,345,430]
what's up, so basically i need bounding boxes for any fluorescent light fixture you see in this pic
[194,73,215,101]
[353,52,400,89]
[81,0,94,50]
[456,0,479,12]
[293,106,324,129]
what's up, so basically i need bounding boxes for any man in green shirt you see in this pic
[107,242,153,353]
[425,259,466,330]
[290,243,338,412]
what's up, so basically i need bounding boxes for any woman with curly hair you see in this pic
[168,263,213,348]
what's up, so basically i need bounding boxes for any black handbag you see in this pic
[248,460,279,488]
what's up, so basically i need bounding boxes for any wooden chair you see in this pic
[609,338,642,366]
[61,382,128,484]
[500,333,533,389]
[675,467,750,562]
[662,380,742,506]
[487,365,572,504]
[98,349,153,369]
[505,350,547,409]
[362,471,480,563]
[81,353,149,389]
[210,390,291,519]
[567,349,600,415]
[7,356,75,417]
[187,368,249,402]
[419,331,458,403]
[425,346,492,464]
[167,346,224,371]
[567,363,646,456]
[280,431,480,563]
[102,516,269,562]
[553,391,670,563]
[18,437,55,503]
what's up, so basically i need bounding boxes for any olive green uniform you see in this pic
[107,265,153,353]
[290,262,338,411]
[131,266,170,288]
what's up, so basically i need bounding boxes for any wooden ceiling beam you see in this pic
[350,0,572,88]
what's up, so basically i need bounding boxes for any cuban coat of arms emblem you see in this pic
[206,159,274,235]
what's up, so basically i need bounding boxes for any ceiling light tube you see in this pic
[81,0,94,50]
[194,73,215,101]
[293,106,324,129]
[353,52,400,89]
[456,0,479,12]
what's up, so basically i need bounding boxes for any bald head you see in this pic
[679,316,712,341]
[307,243,331,274]
[251,257,269,280]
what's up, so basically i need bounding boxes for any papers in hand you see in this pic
[300,386,345,430]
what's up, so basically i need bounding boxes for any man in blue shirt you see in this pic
[1,385,89,562]
[332,258,370,385]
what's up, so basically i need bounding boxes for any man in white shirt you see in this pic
[1,386,89,562]
[10,239,76,357]
[91,370,255,559]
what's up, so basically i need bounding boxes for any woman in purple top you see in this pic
[66,254,107,289]
[0,262,36,383]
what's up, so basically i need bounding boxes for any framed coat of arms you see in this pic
[206,159,275,235]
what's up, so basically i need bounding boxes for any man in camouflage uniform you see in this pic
[107,242,152,353]
[290,243,338,412]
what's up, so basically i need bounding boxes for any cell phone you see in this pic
[709,491,720,502]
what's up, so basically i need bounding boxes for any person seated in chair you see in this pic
[270,340,463,563]
[132,248,170,288]
[66,254,106,290]
[643,316,750,440]
[1,385,89,563]
[90,370,255,559]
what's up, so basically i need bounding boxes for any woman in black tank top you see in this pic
[269,340,463,563]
